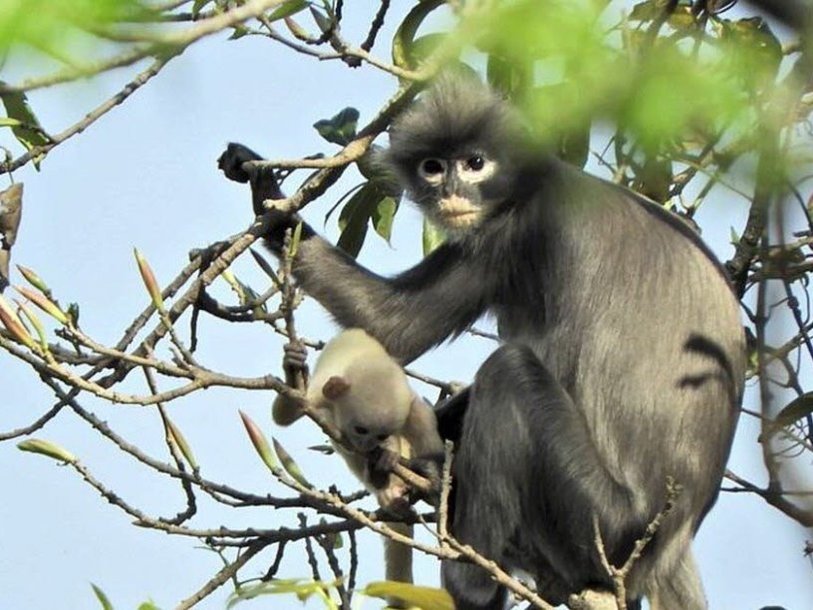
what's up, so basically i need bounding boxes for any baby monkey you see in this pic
[273,329,443,586]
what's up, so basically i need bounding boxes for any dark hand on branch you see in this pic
[218,142,310,253]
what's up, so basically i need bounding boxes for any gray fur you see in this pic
[260,75,745,609]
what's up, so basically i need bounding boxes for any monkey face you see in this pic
[415,154,498,231]
[383,71,529,238]
[343,421,392,453]
[406,152,518,236]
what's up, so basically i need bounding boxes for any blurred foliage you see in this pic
[0,0,152,52]
[472,0,789,156]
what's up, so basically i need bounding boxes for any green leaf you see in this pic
[0,293,36,349]
[272,438,313,488]
[409,33,446,66]
[628,0,660,21]
[289,221,304,258]
[371,196,398,243]
[773,394,813,429]
[16,265,49,294]
[268,0,309,22]
[667,5,696,29]
[309,5,333,35]
[227,579,341,610]
[362,581,454,610]
[486,53,532,99]
[164,417,198,470]
[137,602,161,610]
[192,0,212,17]
[313,107,359,146]
[15,300,49,353]
[526,83,591,166]
[0,0,149,53]
[729,226,740,246]
[391,0,444,69]
[17,438,76,463]
[228,24,249,40]
[720,17,783,91]
[0,86,49,168]
[239,411,279,472]
[308,443,335,455]
[133,248,165,310]
[16,285,70,325]
[337,184,376,257]
[422,218,446,256]
[91,584,114,610]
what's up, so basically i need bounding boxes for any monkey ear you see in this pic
[322,376,351,400]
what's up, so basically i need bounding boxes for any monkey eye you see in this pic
[418,158,446,178]
[465,155,485,171]
[354,425,369,435]
[377,433,389,441]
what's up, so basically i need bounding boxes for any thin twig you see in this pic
[175,541,268,610]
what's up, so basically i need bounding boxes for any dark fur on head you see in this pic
[379,73,538,236]
[382,72,530,179]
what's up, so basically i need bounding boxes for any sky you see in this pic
[0,2,812,610]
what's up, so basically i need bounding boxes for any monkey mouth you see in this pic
[438,196,480,227]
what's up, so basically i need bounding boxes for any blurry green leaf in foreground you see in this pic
[363,581,455,610]
[0,0,152,51]
[228,579,341,610]
[470,0,774,153]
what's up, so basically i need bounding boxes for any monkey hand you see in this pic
[218,142,264,184]
[282,341,309,385]
[405,455,443,506]
[217,142,290,224]
[367,445,400,489]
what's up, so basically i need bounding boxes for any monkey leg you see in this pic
[443,343,651,609]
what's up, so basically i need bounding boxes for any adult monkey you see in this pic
[219,74,745,610]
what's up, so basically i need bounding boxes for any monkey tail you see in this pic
[644,538,707,610]
[383,521,415,609]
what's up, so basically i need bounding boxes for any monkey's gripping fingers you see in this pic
[218,142,263,184]
[367,445,400,489]
[373,446,401,472]
[282,341,309,387]
[218,142,287,218]
[405,454,443,505]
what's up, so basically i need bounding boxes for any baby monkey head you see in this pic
[321,359,413,454]
[384,72,528,238]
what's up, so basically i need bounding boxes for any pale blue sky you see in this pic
[0,3,811,609]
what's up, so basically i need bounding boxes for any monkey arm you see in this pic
[218,143,488,362]
[291,237,489,363]
[397,396,444,501]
